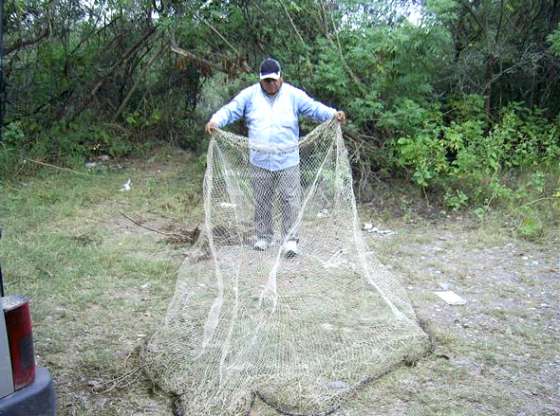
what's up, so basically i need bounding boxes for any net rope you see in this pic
[142,120,430,415]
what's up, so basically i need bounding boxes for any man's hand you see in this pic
[205,120,218,134]
[334,111,346,124]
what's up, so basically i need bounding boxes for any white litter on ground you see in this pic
[434,290,467,305]
[120,178,132,192]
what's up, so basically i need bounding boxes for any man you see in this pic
[205,58,346,257]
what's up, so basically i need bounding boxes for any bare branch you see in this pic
[113,45,165,121]
[119,212,198,243]
[5,27,50,55]
[278,0,306,48]
[170,44,222,72]
[458,0,485,35]
[495,0,504,44]
[201,19,240,56]
[71,27,157,119]
[326,6,368,96]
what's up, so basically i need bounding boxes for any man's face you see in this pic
[260,77,283,96]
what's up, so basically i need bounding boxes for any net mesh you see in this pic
[142,120,430,415]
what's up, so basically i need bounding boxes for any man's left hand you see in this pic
[335,111,346,124]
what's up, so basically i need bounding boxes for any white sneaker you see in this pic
[254,239,269,251]
[283,240,298,258]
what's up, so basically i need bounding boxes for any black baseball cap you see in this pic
[259,58,281,80]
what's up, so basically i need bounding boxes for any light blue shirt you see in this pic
[211,83,337,171]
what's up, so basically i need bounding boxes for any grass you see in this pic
[1,146,204,415]
[0,146,558,415]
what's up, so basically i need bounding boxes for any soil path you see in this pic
[130,216,559,415]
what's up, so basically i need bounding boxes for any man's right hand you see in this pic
[205,120,218,135]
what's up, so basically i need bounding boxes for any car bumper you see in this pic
[0,367,56,416]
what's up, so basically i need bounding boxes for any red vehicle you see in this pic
[0,230,56,415]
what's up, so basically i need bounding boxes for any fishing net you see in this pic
[142,119,430,415]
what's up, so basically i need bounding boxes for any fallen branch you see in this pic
[23,159,91,177]
[119,212,198,243]
[93,366,143,394]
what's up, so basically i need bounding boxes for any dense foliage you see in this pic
[1,0,559,228]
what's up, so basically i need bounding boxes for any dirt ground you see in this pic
[47,214,559,416]
[356,215,560,416]
[13,155,556,416]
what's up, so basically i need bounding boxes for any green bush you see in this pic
[387,96,560,211]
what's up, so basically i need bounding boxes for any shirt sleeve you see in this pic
[210,87,252,128]
[294,88,337,123]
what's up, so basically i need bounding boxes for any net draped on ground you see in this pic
[142,120,430,415]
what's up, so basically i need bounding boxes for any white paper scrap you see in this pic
[120,178,132,192]
[434,290,466,305]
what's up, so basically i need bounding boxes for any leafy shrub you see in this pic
[387,95,560,211]
[444,189,469,211]
[547,24,560,56]
[515,207,544,240]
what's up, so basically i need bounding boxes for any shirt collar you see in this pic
[260,83,283,100]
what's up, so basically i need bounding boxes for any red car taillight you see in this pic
[3,295,35,390]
